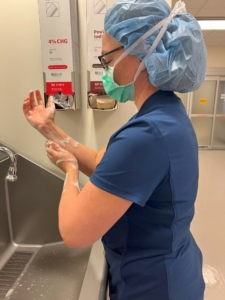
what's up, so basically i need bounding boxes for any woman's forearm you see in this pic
[58,166,80,246]
[40,122,102,177]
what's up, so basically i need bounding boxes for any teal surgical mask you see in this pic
[102,66,135,103]
[101,41,146,103]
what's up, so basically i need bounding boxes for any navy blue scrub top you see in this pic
[90,90,205,300]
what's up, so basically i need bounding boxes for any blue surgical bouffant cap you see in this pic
[104,0,207,93]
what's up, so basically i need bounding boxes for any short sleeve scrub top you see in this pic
[90,90,205,300]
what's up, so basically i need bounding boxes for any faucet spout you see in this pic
[0,147,18,182]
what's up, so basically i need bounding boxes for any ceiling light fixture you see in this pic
[198,20,225,30]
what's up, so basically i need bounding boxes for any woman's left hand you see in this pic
[46,141,78,173]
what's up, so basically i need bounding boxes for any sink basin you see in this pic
[0,144,108,300]
[1,244,91,300]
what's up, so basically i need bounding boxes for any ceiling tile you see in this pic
[171,0,225,46]
[202,30,214,37]
[197,8,225,18]
[172,0,207,9]
[204,30,225,45]
[186,8,200,16]
[203,0,225,9]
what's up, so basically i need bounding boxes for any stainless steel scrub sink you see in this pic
[0,143,108,300]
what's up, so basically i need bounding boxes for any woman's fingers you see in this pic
[46,140,60,151]
[35,89,44,106]
[22,98,31,115]
[46,147,58,165]
[46,140,52,147]
[47,96,55,110]
[28,90,36,109]
[46,141,62,158]
[23,90,42,116]
[45,141,77,169]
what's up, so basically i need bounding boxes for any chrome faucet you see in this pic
[0,147,18,182]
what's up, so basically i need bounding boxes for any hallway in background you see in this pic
[191,150,225,300]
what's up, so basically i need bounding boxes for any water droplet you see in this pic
[6,289,13,297]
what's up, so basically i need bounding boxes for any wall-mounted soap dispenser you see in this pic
[87,0,118,111]
[38,0,81,110]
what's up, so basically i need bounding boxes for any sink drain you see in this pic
[0,252,33,299]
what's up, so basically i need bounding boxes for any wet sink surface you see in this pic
[4,243,91,300]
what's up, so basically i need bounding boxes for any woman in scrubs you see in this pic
[23,0,207,299]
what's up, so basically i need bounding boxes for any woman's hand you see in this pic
[46,140,78,173]
[23,90,55,131]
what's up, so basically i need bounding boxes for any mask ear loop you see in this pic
[132,0,186,82]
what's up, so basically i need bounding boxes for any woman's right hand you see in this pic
[46,140,79,174]
[22,89,55,131]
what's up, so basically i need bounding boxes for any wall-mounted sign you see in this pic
[87,0,117,95]
[38,0,81,109]
[200,98,207,105]
[86,0,119,110]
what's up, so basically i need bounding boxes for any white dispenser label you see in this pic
[38,0,76,95]
[87,0,117,94]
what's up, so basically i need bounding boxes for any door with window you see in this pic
[190,77,217,149]
[187,76,225,149]
[213,77,225,149]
